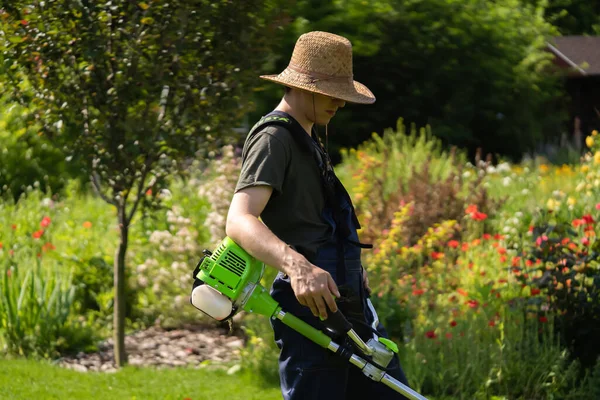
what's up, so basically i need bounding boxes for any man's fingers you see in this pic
[313,296,328,319]
[324,292,338,314]
[328,274,341,298]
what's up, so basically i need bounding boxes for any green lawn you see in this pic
[0,359,282,400]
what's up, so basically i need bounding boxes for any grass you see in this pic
[0,359,283,400]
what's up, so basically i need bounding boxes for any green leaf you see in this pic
[9,36,24,44]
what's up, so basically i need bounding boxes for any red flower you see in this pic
[449,320,457,327]
[40,216,51,228]
[461,242,469,252]
[525,260,534,267]
[528,225,534,233]
[582,214,595,225]
[32,230,44,239]
[448,240,459,248]
[6,269,11,277]
[11,224,17,230]
[539,316,548,323]
[561,238,571,245]
[425,330,437,339]
[20,19,28,26]
[488,320,496,327]
[498,278,508,284]
[412,289,425,296]
[467,300,479,308]
[500,255,507,263]
[511,256,521,267]
[445,333,453,339]
[0,242,2,249]
[472,212,488,221]
[483,233,491,240]
[572,219,585,228]
[582,238,590,246]
[431,252,444,260]
[530,288,541,296]
[596,203,600,211]
[497,247,507,255]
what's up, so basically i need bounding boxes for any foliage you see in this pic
[525,0,600,35]
[0,98,83,200]
[0,258,75,358]
[0,0,290,366]
[250,0,564,161]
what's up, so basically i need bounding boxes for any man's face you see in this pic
[301,91,346,125]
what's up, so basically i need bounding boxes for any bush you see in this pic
[0,261,75,358]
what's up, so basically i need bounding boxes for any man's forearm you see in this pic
[225,214,304,277]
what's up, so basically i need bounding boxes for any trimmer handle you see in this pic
[320,302,353,336]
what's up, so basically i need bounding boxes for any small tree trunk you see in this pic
[114,205,129,367]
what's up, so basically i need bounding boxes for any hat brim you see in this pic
[260,68,375,105]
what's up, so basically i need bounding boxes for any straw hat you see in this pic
[260,31,375,104]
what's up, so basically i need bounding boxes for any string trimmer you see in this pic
[190,237,428,400]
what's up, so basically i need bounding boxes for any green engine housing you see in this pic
[194,237,279,318]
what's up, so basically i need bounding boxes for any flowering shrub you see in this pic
[523,205,600,369]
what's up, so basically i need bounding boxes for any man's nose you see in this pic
[334,98,346,108]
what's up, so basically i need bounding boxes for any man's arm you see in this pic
[226,185,340,319]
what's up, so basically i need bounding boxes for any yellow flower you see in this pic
[581,165,589,173]
[567,197,577,206]
[546,198,558,210]
[593,130,598,136]
[595,152,600,165]
[587,136,595,148]
[539,164,549,173]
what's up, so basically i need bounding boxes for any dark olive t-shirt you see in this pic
[234,120,332,262]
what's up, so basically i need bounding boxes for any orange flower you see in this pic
[461,242,469,252]
[431,252,444,260]
[497,247,507,255]
[465,204,478,214]
[471,239,481,246]
[32,230,44,239]
[457,288,469,297]
[83,221,93,229]
[448,240,459,248]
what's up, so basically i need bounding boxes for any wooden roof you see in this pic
[547,36,600,76]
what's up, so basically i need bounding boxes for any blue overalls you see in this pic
[259,112,411,400]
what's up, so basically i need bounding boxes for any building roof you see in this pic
[547,36,600,76]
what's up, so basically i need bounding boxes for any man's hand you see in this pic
[285,254,340,320]
[363,268,372,296]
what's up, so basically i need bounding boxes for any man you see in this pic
[226,31,409,399]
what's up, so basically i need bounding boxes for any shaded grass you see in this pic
[0,359,282,400]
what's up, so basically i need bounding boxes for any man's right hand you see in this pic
[284,254,341,320]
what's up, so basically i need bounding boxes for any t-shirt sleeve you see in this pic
[235,128,290,196]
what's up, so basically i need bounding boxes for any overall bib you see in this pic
[251,112,410,400]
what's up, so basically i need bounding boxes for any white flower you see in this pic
[502,177,512,187]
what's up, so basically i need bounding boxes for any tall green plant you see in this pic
[0,261,75,358]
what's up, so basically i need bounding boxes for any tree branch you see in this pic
[91,172,117,206]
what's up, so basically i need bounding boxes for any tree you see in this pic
[250,0,565,161]
[0,0,289,367]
